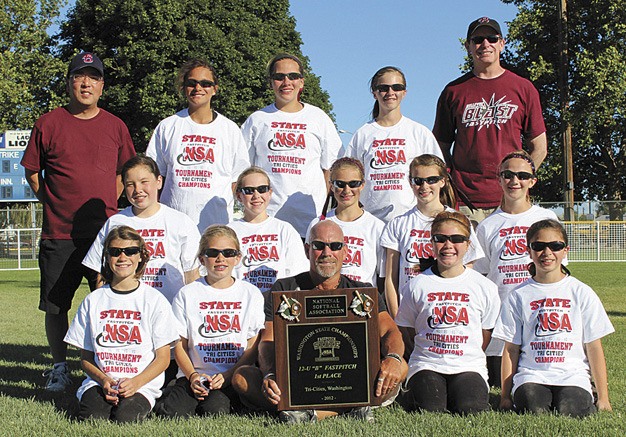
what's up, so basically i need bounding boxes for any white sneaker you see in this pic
[42,364,71,392]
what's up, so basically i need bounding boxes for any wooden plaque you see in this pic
[272,287,381,410]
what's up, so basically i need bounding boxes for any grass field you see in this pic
[1,264,625,436]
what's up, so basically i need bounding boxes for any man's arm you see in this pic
[527,132,547,169]
[24,169,43,201]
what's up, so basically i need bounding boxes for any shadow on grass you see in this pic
[0,342,80,418]
[607,311,626,317]
[0,279,40,288]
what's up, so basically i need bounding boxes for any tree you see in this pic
[0,0,67,132]
[59,0,334,150]
[501,0,626,211]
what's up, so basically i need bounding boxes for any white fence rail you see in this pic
[1,223,625,271]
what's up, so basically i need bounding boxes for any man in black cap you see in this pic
[433,17,547,223]
[21,52,135,391]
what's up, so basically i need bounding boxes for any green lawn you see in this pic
[1,264,625,436]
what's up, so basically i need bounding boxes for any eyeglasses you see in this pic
[270,72,303,81]
[107,247,141,257]
[331,180,364,189]
[203,248,240,258]
[529,241,567,252]
[410,176,444,186]
[375,84,406,93]
[184,79,216,88]
[432,234,469,244]
[70,73,103,84]
[310,241,344,251]
[470,35,502,44]
[238,185,271,195]
[499,170,535,181]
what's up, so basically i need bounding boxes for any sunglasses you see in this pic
[331,180,364,189]
[239,185,271,195]
[107,247,141,257]
[432,234,469,244]
[499,170,535,181]
[270,72,303,81]
[375,84,406,93]
[410,176,444,186]
[470,35,501,44]
[184,79,215,88]
[203,248,240,258]
[310,241,344,251]
[529,241,567,252]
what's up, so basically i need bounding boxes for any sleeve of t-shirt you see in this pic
[146,123,168,177]
[481,280,501,330]
[64,297,92,351]
[579,285,615,343]
[465,224,485,264]
[231,127,251,183]
[150,293,180,349]
[171,289,190,339]
[20,121,44,172]
[116,122,136,173]
[432,87,456,145]
[492,291,521,344]
[319,112,343,170]
[285,223,310,276]
[472,222,490,274]
[395,283,417,328]
[82,220,110,272]
[342,132,359,159]
[240,116,257,165]
[180,215,201,271]
[380,219,400,251]
[522,83,547,140]
[248,289,266,339]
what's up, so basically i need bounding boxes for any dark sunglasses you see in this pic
[410,176,444,186]
[331,180,364,189]
[432,234,469,244]
[238,185,271,195]
[203,248,240,258]
[270,72,303,81]
[499,170,535,181]
[375,83,406,93]
[470,35,501,44]
[310,241,344,251]
[184,79,215,88]
[107,247,141,257]
[529,241,567,252]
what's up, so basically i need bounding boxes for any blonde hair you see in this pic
[197,225,241,259]
[409,154,456,207]
[235,166,270,192]
[431,211,472,238]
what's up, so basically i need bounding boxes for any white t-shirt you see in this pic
[395,268,500,383]
[64,284,179,407]
[172,277,265,376]
[147,109,250,232]
[82,205,201,303]
[343,117,443,223]
[305,210,385,286]
[380,206,484,298]
[473,205,560,356]
[228,217,309,292]
[241,103,342,237]
[492,276,614,396]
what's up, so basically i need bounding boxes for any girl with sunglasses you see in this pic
[381,154,483,318]
[147,58,250,232]
[155,225,265,417]
[305,157,385,288]
[494,220,613,416]
[65,226,179,422]
[473,151,560,387]
[395,211,499,415]
[241,53,342,239]
[343,66,443,224]
[228,166,308,292]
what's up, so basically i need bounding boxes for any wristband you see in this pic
[263,372,276,380]
[189,371,199,380]
[385,353,402,364]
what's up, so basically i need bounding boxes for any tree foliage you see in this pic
[0,0,66,132]
[59,0,334,151]
[501,0,626,206]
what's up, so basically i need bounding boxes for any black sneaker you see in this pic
[278,409,317,423]
[343,406,374,422]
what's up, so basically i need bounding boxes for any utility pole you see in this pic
[558,0,575,220]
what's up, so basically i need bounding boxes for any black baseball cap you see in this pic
[467,17,503,39]
[68,52,104,77]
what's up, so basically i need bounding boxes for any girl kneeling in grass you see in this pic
[494,219,614,417]
[65,226,179,422]
[155,225,265,417]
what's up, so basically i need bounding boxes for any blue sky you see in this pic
[289,0,518,144]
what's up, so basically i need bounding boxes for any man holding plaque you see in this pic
[232,220,407,423]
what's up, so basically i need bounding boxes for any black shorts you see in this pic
[38,239,99,314]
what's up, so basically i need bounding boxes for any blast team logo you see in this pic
[461,94,519,131]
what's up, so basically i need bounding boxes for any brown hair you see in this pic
[121,155,161,182]
[409,154,457,207]
[526,219,571,276]
[101,226,150,283]
[369,66,406,119]
[431,210,472,238]
[329,157,365,181]
[267,53,305,78]
[235,166,270,192]
[177,58,219,96]
[197,225,241,260]
[498,150,536,207]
